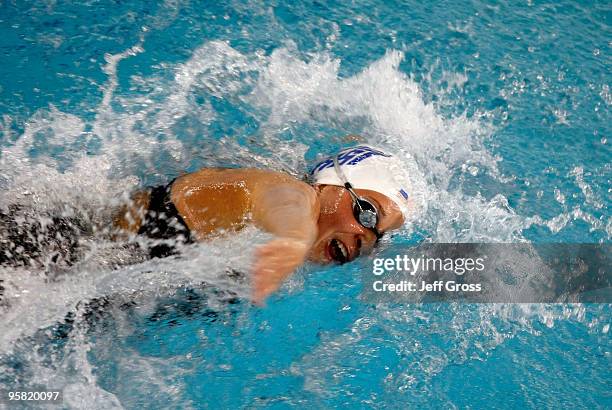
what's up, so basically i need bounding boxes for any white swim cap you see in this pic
[309,145,411,221]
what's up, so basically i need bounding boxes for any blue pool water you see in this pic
[0,0,610,408]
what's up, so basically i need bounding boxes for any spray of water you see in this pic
[0,37,608,406]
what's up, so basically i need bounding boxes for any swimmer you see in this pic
[113,144,413,304]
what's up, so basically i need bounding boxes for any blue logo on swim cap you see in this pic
[310,146,391,175]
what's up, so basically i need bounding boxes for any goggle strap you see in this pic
[333,155,350,186]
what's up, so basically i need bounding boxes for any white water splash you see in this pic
[0,37,608,408]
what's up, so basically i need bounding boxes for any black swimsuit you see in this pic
[138,180,192,258]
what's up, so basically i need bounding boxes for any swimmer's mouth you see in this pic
[328,238,349,264]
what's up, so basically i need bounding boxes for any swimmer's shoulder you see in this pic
[172,167,314,195]
[170,168,318,232]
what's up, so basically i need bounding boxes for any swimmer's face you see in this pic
[310,185,404,264]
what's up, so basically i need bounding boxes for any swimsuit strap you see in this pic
[138,179,192,258]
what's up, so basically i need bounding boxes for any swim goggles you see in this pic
[333,155,383,240]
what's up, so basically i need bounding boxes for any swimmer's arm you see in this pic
[250,183,319,304]
[252,183,318,244]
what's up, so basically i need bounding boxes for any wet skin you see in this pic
[309,184,404,264]
[114,168,404,303]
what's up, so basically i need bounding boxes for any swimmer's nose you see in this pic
[357,231,378,253]
[363,227,378,242]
